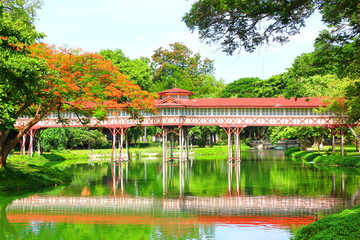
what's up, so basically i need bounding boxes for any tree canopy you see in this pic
[183,0,359,55]
[151,42,215,96]
[220,77,261,98]
[99,49,153,91]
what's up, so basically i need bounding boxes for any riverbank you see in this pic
[292,205,360,239]
[285,146,360,167]
[0,165,71,193]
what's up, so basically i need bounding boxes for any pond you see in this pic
[1,150,360,239]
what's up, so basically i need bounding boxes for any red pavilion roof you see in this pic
[155,96,325,108]
[157,87,194,96]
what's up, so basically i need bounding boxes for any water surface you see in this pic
[2,150,359,239]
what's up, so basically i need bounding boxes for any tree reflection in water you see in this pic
[1,150,359,239]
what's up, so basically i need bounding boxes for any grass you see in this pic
[285,145,360,167]
[292,205,360,240]
[0,165,71,193]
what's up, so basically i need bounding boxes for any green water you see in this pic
[1,150,360,239]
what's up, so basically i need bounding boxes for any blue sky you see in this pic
[35,0,326,83]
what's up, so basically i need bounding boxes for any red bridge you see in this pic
[15,88,349,161]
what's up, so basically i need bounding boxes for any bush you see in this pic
[197,138,207,148]
[303,153,322,161]
[314,155,360,167]
[292,205,360,240]
[284,147,302,156]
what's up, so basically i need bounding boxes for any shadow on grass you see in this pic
[41,154,67,161]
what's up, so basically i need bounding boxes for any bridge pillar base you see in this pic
[108,127,129,162]
[222,126,245,162]
[161,126,190,163]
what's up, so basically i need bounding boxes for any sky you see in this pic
[35,0,327,83]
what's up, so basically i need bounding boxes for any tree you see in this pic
[0,0,42,22]
[151,42,215,95]
[99,49,153,91]
[40,128,108,151]
[0,40,156,168]
[193,74,225,98]
[183,0,359,55]
[254,74,289,98]
[220,77,261,98]
[0,4,48,168]
[269,126,329,151]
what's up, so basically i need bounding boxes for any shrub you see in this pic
[292,205,360,240]
[314,155,360,167]
[284,147,302,156]
[304,153,322,161]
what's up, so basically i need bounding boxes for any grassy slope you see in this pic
[292,205,360,240]
[285,145,360,167]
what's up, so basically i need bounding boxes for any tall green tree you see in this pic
[151,42,215,95]
[183,0,359,55]
[99,49,153,91]
[254,74,289,98]
[0,3,48,167]
[220,77,261,98]
[195,74,225,98]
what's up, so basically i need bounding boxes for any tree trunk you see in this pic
[0,151,7,169]
[300,137,307,151]
[0,133,19,169]
[0,108,49,168]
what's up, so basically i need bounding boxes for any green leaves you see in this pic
[151,42,215,96]
[184,0,314,54]
[220,77,261,98]
[40,128,108,151]
[99,49,153,91]
[0,6,47,131]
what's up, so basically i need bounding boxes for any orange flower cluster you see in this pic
[29,43,157,118]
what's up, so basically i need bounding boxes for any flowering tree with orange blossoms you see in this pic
[0,43,156,168]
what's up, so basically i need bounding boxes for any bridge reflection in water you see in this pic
[8,161,351,216]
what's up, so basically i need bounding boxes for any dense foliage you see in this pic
[151,42,215,95]
[292,205,360,240]
[284,147,302,156]
[0,3,47,167]
[220,77,261,98]
[314,155,360,168]
[40,128,109,151]
[99,49,153,91]
[183,0,359,55]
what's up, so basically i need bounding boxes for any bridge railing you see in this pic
[16,114,337,128]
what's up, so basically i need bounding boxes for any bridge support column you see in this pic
[222,127,244,162]
[162,127,168,162]
[108,127,129,162]
[27,129,36,156]
[340,127,345,156]
[161,126,190,162]
[20,129,37,156]
[179,127,190,162]
[330,128,336,153]
[20,134,26,155]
